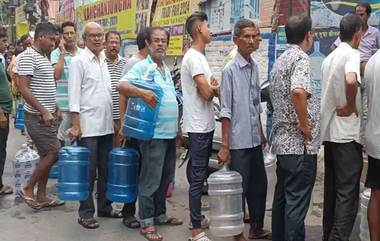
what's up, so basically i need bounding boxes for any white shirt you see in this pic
[68,47,114,138]
[363,49,380,159]
[321,42,362,144]
[181,48,215,133]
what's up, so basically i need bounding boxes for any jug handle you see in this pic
[221,165,229,171]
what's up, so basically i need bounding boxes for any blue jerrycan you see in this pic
[58,142,90,201]
[15,103,24,130]
[106,147,139,203]
[123,63,163,140]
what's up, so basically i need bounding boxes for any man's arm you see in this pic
[68,58,83,140]
[117,82,157,108]
[292,88,312,143]
[53,50,65,80]
[193,74,218,101]
[18,75,54,125]
[217,70,232,165]
[336,51,361,117]
[0,107,7,128]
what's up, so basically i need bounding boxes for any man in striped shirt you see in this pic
[104,30,126,147]
[51,21,82,146]
[17,22,64,209]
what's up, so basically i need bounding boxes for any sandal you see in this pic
[78,217,99,229]
[249,227,272,240]
[123,216,140,229]
[18,189,41,210]
[40,199,65,208]
[98,209,123,218]
[188,232,212,241]
[156,216,183,226]
[140,227,163,241]
[0,185,13,195]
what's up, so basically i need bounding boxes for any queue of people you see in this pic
[0,4,379,241]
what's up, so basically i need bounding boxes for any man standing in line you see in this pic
[270,15,320,241]
[330,3,380,75]
[218,19,271,240]
[51,21,82,146]
[18,22,64,209]
[118,29,149,230]
[118,26,183,241]
[182,12,219,241]
[104,30,140,229]
[363,44,380,241]
[69,22,122,229]
[321,13,364,241]
[0,28,13,195]
[104,30,126,147]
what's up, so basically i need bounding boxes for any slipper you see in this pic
[140,228,163,241]
[98,209,123,218]
[123,216,141,229]
[18,189,41,210]
[0,185,13,195]
[40,199,65,208]
[156,216,183,226]
[249,228,272,240]
[78,217,99,229]
[188,232,212,241]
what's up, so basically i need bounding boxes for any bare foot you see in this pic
[21,186,35,199]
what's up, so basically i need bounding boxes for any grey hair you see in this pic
[233,19,256,37]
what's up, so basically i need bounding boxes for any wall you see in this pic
[259,0,275,27]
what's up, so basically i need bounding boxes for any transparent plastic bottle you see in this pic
[310,41,325,97]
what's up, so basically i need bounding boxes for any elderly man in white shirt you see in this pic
[321,14,364,241]
[69,22,121,230]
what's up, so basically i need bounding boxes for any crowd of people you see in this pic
[0,2,379,241]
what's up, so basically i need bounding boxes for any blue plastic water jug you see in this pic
[106,147,139,203]
[123,63,163,140]
[15,103,24,130]
[58,142,90,201]
[49,162,59,179]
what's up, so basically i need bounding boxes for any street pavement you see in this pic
[0,122,361,241]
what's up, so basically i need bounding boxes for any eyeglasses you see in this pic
[87,33,104,39]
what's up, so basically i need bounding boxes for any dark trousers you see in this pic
[0,114,9,188]
[272,153,317,241]
[230,146,267,227]
[188,131,214,229]
[323,141,363,241]
[121,138,140,218]
[138,139,176,227]
[78,134,113,219]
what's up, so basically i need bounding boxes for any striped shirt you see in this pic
[18,47,56,114]
[51,47,83,111]
[121,55,178,139]
[106,54,126,120]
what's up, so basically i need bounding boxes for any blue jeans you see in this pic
[78,134,113,219]
[138,138,176,227]
[188,131,214,229]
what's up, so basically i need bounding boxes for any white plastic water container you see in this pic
[360,189,370,241]
[13,144,39,197]
[208,166,244,237]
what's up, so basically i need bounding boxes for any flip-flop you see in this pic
[140,228,163,241]
[40,199,65,208]
[18,190,41,210]
[156,216,183,226]
[0,185,13,195]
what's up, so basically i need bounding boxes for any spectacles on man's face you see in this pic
[87,33,104,40]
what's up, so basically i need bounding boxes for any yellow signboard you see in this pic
[15,3,29,39]
[152,0,199,55]
[77,0,137,39]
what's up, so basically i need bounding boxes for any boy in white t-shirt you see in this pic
[181,12,219,241]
